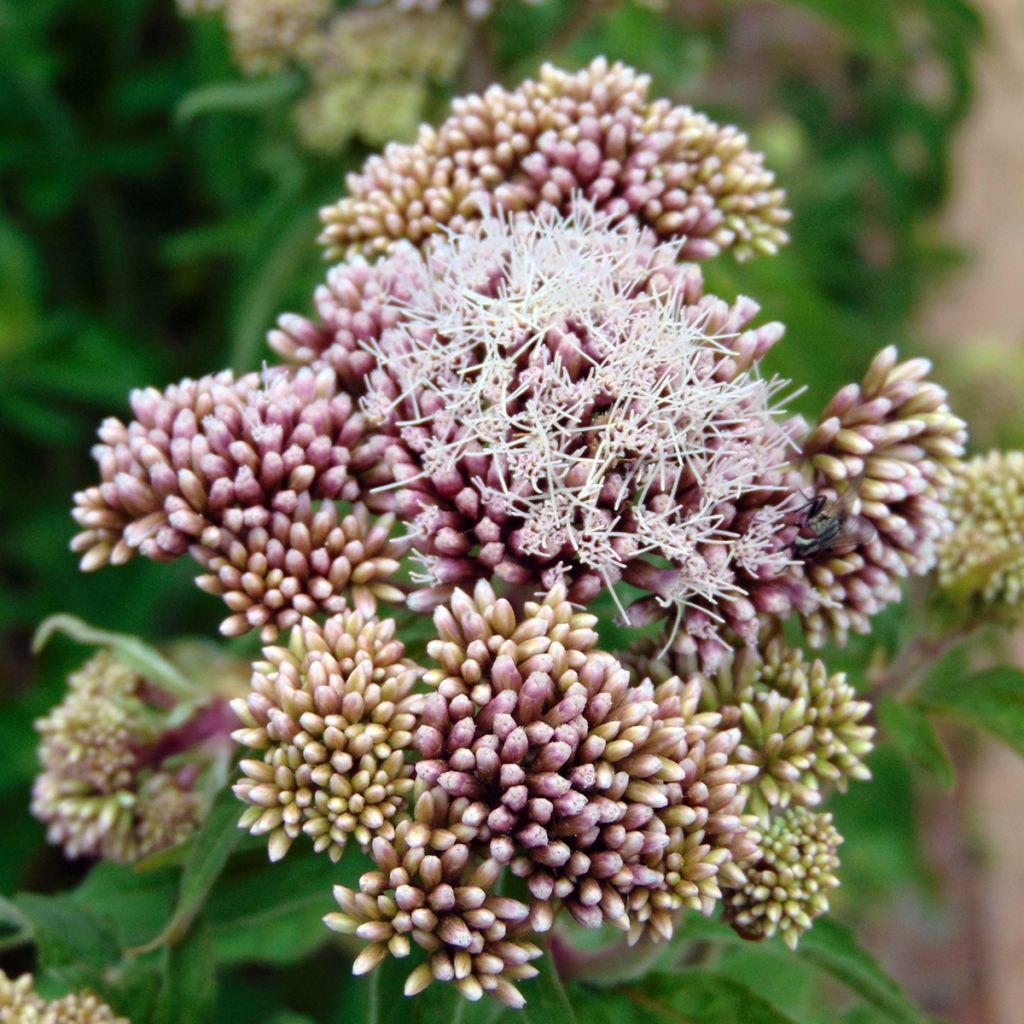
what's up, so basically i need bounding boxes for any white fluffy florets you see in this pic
[361,200,800,646]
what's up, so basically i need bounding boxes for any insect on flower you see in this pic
[792,476,876,560]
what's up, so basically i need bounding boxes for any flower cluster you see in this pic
[797,345,967,646]
[936,450,1024,619]
[319,57,790,262]
[222,0,329,75]
[380,0,543,20]
[0,970,128,1024]
[724,806,842,949]
[325,789,542,1008]
[71,366,402,640]
[62,57,970,1010]
[179,0,466,154]
[626,636,874,823]
[312,201,803,661]
[296,6,467,154]
[232,611,424,861]
[31,652,218,863]
[316,584,762,1003]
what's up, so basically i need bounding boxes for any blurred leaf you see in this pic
[154,919,218,1024]
[797,919,930,1024]
[569,971,800,1023]
[877,697,955,790]
[175,73,303,126]
[0,894,31,952]
[137,785,242,952]
[919,665,1024,756]
[14,892,121,971]
[521,952,577,1024]
[73,862,178,948]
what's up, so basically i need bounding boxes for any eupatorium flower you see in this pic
[416,582,757,935]
[626,636,874,822]
[319,57,790,262]
[0,970,128,1023]
[295,6,467,154]
[31,652,215,863]
[192,498,408,641]
[325,788,542,1008]
[233,611,424,862]
[798,345,966,646]
[936,450,1024,619]
[223,0,329,75]
[343,201,803,657]
[71,365,400,639]
[724,806,841,948]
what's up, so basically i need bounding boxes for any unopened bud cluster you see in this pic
[936,450,1024,619]
[178,0,467,153]
[0,970,128,1024]
[62,58,971,1010]
[31,651,231,864]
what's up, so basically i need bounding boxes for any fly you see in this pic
[791,477,875,561]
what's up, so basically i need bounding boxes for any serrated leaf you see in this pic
[919,666,1024,757]
[878,697,955,790]
[135,785,242,952]
[797,919,929,1024]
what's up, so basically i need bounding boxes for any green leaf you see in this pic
[175,73,303,126]
[207,844,370,966]
[520,951,578,1024]
[153,919,218,1024]
[919,666,1024,756]
[568,971,800,1024]
[136,785,242,952]
[33,614,199,700]
[73,862,178,948]
[0,894,31,953]
[797,919,929,1024]
[878,697,955,790]
[13,892,121,971]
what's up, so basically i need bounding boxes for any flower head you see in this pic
[416,581,757,935]
[0,970,128,1024]
[340,200,801,657]
[724,806,841,949]
[295,6,467,154]
[224,0,329,75]
[71,366,399,638]
[31,652,208,863]
[936,450,1024,619]
[319,57,790,262]
[325,788,542,1008]
[797,346,967,646]
[233,611,424,862]
[193,499,409,641]
[625,636,873,822]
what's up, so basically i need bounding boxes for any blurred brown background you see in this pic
[876,2,1024,1019]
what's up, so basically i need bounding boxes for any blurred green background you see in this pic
[5,0,1022,1021]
